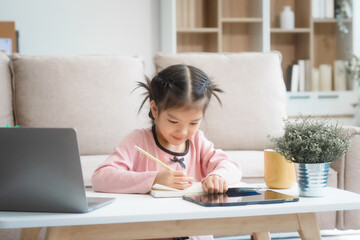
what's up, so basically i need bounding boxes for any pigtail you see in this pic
[134,76,155,119]
[209,80,224,106]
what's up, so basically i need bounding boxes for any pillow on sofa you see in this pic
[154,52,287,150]
[0,52,14,127]
[11,54,149,155]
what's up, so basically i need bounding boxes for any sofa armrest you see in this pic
[331,125,360,230]
[331,125,360,192]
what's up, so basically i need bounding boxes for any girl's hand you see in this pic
[153,170,193,190]
[202,175,228,194]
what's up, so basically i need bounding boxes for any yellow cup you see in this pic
[264,149,296,189]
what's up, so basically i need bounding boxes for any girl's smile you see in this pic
[172,136,183,141]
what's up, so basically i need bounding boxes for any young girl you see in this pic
[92,64,242,240]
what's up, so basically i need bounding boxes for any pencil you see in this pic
[134,145,175,171]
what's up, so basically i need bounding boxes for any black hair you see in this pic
[136,64,223,120]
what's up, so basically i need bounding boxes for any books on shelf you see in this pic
[286,59,350,92]
[312,68,320,91]
[177,0,196,28]
[308,60,349,92]
[319,64,332,91]
[285,65,292,91]
[290,64,299,92]
[312,0,335,19]
[298,60,306,92]
[286,59,311,92]
[305,60,312,91]
[150,182,262,198]
[325,0,335,18]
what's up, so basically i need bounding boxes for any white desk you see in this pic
[1,187,360,240]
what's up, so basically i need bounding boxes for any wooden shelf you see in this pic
[271,28,311,33]
[176,0,264,53]
[176,0,218,29]
[222,22,263,52]
[177,28,219,33]
[222,0,262,19]
[270,0,311,29]
[313,22,352,67]
[222,18,263,23]
[313,18,353,23]
[174,0,354,90]
[177,32,218,53]
[164,0,357,124]
[286,91,358,118]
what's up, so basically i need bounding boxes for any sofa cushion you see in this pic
[226,150,264,179]
[0,52,14,127]
[11,54,149,155]
[225,150,338,188]
[154,52,287,150]
[81,155,108,187]
[81,151,338,189]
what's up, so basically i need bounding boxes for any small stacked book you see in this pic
[150,182,262,198]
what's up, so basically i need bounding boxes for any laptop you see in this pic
[0,128,114,213]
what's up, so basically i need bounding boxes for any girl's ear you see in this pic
[150,100,158,119]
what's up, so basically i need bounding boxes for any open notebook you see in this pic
[150,182,262,198]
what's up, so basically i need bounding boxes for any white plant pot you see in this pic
[295,162,330,197]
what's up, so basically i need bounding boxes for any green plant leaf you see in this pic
[268,115,351,163]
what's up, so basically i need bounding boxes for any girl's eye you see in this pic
[191,122,199,126]
[168,120,177,124]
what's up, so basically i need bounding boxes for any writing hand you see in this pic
[153,170,193,190]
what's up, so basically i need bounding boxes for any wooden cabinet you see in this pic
[221,0,264,52]
[312,18,353,68]
[160,0,359,124]
[176,0,219,52]
[174,0,265,53]
[286,91,358,125]
[163,0,356,88]
[270,0,311,77]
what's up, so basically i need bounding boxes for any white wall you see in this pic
[0,0,160,76]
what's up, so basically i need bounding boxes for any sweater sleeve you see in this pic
[196,131,243,185]
[92,129,158,194]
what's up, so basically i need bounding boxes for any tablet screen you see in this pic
[183,190,299,207]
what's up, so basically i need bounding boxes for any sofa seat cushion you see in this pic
[82,151,337,188]
[224,150,338,188]
[154,52,287,150]
[11,54,148,155]
[0,52,13,127]
[225,150,265,179]
[81,155,108,187]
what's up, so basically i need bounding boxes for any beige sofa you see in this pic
[0,51,359,239]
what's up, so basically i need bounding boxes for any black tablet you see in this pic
[183,190,299,207]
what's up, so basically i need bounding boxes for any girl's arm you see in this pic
[91,152,158,194]
[91,129,158,194]
[92,153,193,193]
[197,131,243,185]
[91,129,193,193]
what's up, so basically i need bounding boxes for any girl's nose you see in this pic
[177,126,187,136]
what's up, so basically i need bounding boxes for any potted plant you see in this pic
[268,115,352,197]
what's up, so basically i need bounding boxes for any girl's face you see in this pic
[150,100,203,152]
